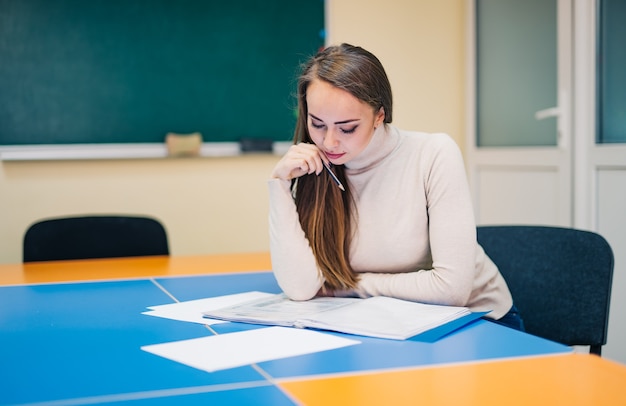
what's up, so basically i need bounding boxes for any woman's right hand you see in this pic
[270,143,326,181]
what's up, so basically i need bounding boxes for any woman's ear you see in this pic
[374,107,385,128]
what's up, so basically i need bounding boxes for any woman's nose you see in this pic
[324,129,340,149]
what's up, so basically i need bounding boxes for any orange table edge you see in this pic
[0,252,272,286]
[278,353,626,406]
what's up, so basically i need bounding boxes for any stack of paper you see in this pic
[142,291,274,324]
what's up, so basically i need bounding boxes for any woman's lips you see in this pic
[325,152,345,161]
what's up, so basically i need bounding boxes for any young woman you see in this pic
[268,43,523,331]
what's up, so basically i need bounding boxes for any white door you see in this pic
[469,0,626,364]
[467,0,572,227]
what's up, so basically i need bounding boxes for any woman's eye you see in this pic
[311,122,325,129]
[341,126,357,134]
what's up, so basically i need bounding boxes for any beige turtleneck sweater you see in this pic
[268,124,513,319]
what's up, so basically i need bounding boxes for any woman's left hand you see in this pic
[270,142,326,181]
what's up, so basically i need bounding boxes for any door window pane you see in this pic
[476,0,557,147]
[598,0,626,143]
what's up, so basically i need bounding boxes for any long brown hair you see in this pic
[292,44,393,290]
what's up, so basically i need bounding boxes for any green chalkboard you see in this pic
[0,0,324,145]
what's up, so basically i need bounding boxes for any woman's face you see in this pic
[306,79,385,165]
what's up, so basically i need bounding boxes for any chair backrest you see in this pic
[477,225,614,355]
[23,215,169,262]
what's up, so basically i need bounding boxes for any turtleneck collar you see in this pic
[344,124,400,173]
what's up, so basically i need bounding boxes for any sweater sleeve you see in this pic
[354,135,479,307]
[268,178,324,300]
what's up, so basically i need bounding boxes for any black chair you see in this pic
[23,215,169,262]
[477,225,614,356]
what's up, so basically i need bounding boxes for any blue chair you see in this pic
[23,215,169,262]
[477,225,614,356]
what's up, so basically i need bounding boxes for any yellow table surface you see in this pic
[279,353,626,405]
[0,252,272,286]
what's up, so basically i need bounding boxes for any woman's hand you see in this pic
[270,143,326,181]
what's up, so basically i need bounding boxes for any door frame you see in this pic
[465,0,573,227]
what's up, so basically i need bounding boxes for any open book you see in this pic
[203,293,484,341]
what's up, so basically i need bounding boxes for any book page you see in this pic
[203,293,359,326]
[302,296,471,340]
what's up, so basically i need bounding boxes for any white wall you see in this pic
[326,0,466,146]
[0,155,278,263]
[0,1,466,264]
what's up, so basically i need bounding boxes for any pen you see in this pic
[323,161,345,192]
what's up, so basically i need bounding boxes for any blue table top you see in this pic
[1,272,570,405]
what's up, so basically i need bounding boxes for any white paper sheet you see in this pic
[141,326,360,373]
[142,291,275,325]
